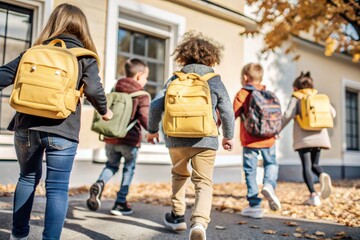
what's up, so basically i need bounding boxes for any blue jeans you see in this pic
[12,130,77,240]
[243,145,278,207]
[97,144,138,203]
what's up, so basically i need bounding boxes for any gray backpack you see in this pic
[91,90,150,140]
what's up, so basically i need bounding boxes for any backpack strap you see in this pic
[126,90,151,133]
[292,91,304,99]
[69,48,100,67]
[129,90,151,99]
[69,48,100,97]
[47,39,67,48]
[174,71,218,81]
[243,85,257,91]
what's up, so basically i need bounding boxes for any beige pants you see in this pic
[168,147,216,228]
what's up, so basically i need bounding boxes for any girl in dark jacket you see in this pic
[0,4,112,240]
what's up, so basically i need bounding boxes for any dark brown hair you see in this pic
[173,31,223,66]
[293,71,314,89]
[241,63,263,82]
[34,3,97,54]
[124,58,147,78]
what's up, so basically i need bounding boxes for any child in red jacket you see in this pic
[233,63,281,218]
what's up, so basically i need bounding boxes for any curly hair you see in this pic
[173,31,223,67]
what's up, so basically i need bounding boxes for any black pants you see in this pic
[297,147,323,194]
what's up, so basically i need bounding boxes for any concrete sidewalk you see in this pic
[0,194,359,240]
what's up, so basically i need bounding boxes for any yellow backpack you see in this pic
[293,89,333,131]
[163,71,218,138]
[10,39,99,119]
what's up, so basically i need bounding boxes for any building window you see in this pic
[346,90,359,150]
[0,2,33,133]
[117,27,166,98]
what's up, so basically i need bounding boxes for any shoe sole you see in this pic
[163,219,187,231]
[240,212,263,219]
[320,174,332,199]
[110,209,133,216]
[261,188,281,211]
[86,184,101,211]
[190,229,206,240]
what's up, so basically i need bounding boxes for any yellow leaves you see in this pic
[325,37,338,56]
[352,53,360,63]
[243,0,359,61]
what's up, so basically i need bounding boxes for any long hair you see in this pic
[293,71,314,89]
[33,3,97,54]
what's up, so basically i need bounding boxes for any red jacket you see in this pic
[104,78,150,147]
[233,84,275,148]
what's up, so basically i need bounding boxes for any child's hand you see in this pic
[222,138,233,151]
[101,108,113,121]
[146,132,159,144]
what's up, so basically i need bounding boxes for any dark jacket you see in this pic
[104,78,150,147]
[0,34,108,142]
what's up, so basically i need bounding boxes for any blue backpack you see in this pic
[242,85,282,137]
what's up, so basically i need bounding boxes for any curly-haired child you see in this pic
[147,31,234,240]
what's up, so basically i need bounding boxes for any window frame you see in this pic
[104,0,185,93]
[342,78,360,166]
[0,0,52,134]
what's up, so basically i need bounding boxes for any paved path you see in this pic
[0,194,359,240]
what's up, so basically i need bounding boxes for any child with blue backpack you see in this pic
[233,63,282,219]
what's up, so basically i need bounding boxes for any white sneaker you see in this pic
[9,234,28,240]
[261,184,281,211]
[319,173,332,199]
[189,223,206,240]
[305,195,321,206]
[240,206,264,219]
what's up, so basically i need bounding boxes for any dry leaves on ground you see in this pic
[1,180,360,228]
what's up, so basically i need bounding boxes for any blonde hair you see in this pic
[241,63,263,83]
[34,3,97,54]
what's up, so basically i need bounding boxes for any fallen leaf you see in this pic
[284,221,299,226]
[335,231,347,236]
[215,225,226,230]
[314,231,325,236]
[304,233,318,239]
[237,221,247,225]
[250,225,260,229]
[296,227,306,233]
[281,233,290,236]
[263,229,276,234]
[293,232,303,238]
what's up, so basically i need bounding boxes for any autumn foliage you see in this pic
[243,0,360,62]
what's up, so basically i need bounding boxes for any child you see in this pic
[87,58,150,215]
[0,4,112,240]
[233,63,281,219]
[281,71,335,206]
[146,31,234,240]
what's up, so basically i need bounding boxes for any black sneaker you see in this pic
[110,202,133,216]
[163,212,187,231]
[86,181,104,211]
